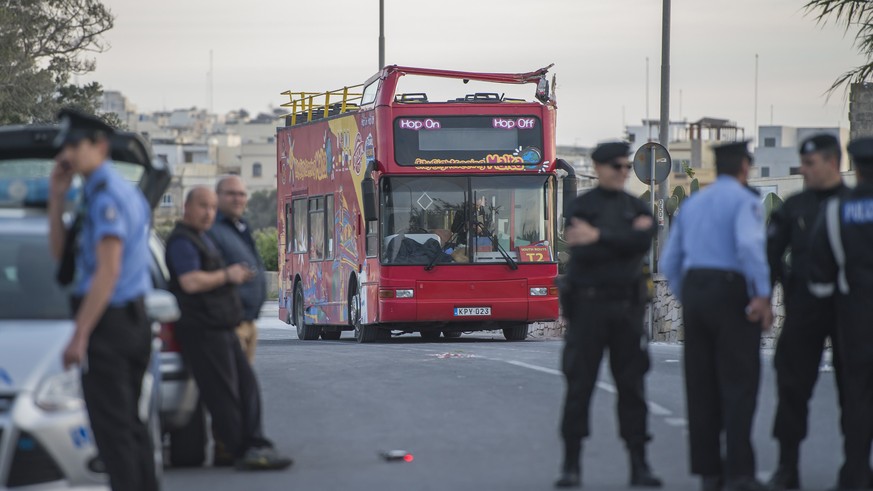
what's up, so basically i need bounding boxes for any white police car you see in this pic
[0,125,196,488]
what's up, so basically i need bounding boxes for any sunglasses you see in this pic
[608,161,633,171]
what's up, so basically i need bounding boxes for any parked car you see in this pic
[0,125,204,488]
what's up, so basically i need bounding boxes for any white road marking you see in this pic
[497,359,675,418]
[596,381,617,394]
[664,417,687,427]
[648,402,672,416]
[504,360,562,376]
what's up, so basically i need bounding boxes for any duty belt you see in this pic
[573,285,639,301]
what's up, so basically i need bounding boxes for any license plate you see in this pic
[454,307,491,316]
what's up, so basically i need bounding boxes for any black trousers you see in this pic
[682,270,761,480]
[834,294,873,489]
[772,283,843,447]
[174,325,271,458]
[78,298,157,491]
[560,293,651,447]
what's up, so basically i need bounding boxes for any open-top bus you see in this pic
[277,65,577,342]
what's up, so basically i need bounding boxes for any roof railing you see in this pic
[279,84,364,126]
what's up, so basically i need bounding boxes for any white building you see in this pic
[754,126,849,178]
[99,91,138,129]
[151,139,211,172]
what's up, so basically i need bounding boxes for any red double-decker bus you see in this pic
[276,65,577,342]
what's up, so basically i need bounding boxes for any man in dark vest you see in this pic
[165,186,292,470]
[208,175,266,361]
[766,134,848,490]
[809,137,873,490]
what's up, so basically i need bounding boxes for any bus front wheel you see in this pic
[295,284,320,340]
[503,324,529,341]
[351,289,376,343]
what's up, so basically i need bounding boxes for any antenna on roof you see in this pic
[208,49,214,114]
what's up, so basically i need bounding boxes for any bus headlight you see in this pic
[34,369,84,412]
[396,289,414,299]
[530,287,548,296]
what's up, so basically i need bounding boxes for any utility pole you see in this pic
[208,49,214,114]
[646,57,651,140]
[379,0,385,69]
[754,53,759,142]
[656,0,671,263]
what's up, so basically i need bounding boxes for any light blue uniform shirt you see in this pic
[75,161,152,304]
[659,175,771,302]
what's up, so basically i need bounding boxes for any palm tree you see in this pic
[804,0,873,92]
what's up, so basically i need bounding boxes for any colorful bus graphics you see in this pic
[278,65,572,343]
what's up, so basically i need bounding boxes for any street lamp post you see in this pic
[379,0,385,69]
[656,0,671,264]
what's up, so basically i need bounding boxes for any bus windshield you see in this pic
[381,175,554,266]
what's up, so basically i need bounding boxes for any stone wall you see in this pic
[850,82,873,142]
[649,275,785,347]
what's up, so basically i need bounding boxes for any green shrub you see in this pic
[254,227,278,271]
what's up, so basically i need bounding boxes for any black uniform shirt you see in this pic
[767,183,848,289]
[810,182,873,293]
[564,187,655,288]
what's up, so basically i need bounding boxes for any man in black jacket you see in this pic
[208,175,267,361]
[165,186,291,471]
[766,134,848,490]
[809,138,873,490]
[555,141,661,489]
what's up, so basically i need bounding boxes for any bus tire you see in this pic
[354,322,378,343]
[442,331,462,339]
[503,324,529,341]
[350,288,377,343]
[420,331,440,341]
[294,284,319,340]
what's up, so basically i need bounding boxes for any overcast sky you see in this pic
[82,0,864,146]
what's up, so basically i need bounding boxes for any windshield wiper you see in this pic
[475,221,518,270]
[425,235,455,271]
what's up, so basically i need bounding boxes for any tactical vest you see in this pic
[166,222,242,330]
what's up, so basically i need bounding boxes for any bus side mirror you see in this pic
[362,177,378,222]
[562,174,577,216]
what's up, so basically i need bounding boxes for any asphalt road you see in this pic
[163,302,844,491]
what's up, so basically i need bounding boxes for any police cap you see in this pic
[713,140,753,164]
[799,133,839,155]
[847,137,873,166]
[53,108,114,149]
[591,141,631,164]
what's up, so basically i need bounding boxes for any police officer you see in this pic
[766,134,848,490]
[48,109,156,491]
[660,141,772,491]
[165,186,292,471]
[555,141,662,489]
[809,137,873,490]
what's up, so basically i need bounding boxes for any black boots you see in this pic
[555,440,581,488]
[767,466,800,490]
[629,444,663,488]
[701,475,722,491]
[555,441,663,488]
[554,469,581,488]
[767,443,800,490]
